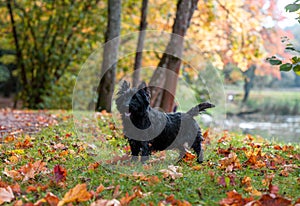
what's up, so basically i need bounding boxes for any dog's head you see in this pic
[116,81,151,118]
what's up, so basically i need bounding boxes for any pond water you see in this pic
[222,115,300,143]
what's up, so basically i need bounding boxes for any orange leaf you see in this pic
[34,192,59,206]
[58,183,92,206]
[3,168,22,181]
[44,192,60,206]
[0,186,14,205]
[19,160,47,181]
[273,145,282,150]
[96,184,105,194]
[219,190,254,206]
[183,152,196,162]
[119,192,137,205]
[88,162,100,171]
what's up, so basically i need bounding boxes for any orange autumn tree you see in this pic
[182,0,287,102]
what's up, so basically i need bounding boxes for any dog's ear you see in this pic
[120,80,130,92]
[117,81,130,95]
[138,82,147,90]
[138,82,150,97]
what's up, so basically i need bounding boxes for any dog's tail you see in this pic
[187,102,215,117]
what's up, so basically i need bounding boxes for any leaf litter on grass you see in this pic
[0,110,300,205]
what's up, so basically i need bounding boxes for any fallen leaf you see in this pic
[34,192,59,206]
[269,184,279,195]
[113,185,121,199]
[183,152,196,162]
[88,162,100,170]
[96,184,105,194]
[119,192,137,205]
[159,165,183,179]
[0,186,14,205]
[53,165,67,184]
[19,160,47,181]
[160,194,192,206]
[273,145,282,150]
[219,190,254,206]
[3,168,22,181]
[91,199,121,206]
[219,152,241,171]
[10,183,21,194]
[58,183,92,206]
[44,192,60,206]
[258,194,292,206]
[13,199,23,206]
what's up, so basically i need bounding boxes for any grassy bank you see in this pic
[226,89,300,115]
[0,111,299,205]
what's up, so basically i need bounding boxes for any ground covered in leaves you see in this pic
[0,110,299,205]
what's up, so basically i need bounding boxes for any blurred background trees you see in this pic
[0,0,299,111]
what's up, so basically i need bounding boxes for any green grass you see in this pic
[0,111,299,205]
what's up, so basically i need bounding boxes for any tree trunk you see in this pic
[242,64,256,103]
[96,0,121,112]
[149,0,198,112]
[6,0,28,87]
[132,0,149,87]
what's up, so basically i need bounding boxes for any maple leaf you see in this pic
[34,192,59,206]
[57,183,92,206]
[53,165,67,184]
[19,160,47,181]
[0,186,14,205]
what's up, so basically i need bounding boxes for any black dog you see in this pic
[116,81,215,163]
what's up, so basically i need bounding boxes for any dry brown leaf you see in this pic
[0,186,14,205]
[113,185,121,199]
[57,183,92,206]
[91,199,121,206]
[258,194,292,206]
[159,165,183,179]
[96,184,105,194]
[219,190,254,206]
[3,168,22,181]
[19,160,47,181]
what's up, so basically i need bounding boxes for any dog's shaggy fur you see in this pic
[116,81,215,163]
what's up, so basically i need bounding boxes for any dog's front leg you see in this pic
[141,141,150,163]
[128,138,140,161]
